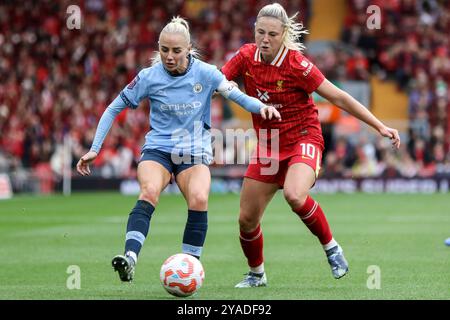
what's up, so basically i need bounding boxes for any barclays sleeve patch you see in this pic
[127,75,140,90]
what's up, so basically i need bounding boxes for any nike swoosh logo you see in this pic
[245,71,254,78]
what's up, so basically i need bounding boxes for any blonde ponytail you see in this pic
[152,16,200,66]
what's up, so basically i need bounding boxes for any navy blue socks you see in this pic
[182,209,208,259]
[124,203,207,262]
[124,200,155,262]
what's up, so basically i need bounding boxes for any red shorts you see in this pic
[245,142,323,188]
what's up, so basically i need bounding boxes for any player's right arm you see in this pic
[76,95,127,176]
[77,69,150,176]
[221,45,247,81]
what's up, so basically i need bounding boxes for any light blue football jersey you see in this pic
[120,57,224,163]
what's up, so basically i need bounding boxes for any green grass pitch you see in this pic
[0,192,449,300]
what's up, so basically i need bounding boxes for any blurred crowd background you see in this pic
[0,0,449,193]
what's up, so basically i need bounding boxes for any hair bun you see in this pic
[171,16,189,31]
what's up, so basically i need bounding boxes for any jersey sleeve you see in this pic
[217,79,262,114]
[221,47,246,81]
[209,65,226,91]
[293,54,325,94]
[90,95,127,154]
[119,68,150,109]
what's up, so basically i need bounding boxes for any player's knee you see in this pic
[188,192,209,211]
[139,183,160,206]
[283,188,307,209]
[238,213,259,232]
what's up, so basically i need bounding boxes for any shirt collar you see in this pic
[163,54,194,77]
[254,45,289,67]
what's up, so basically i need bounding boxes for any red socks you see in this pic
[239,224,264,268]
[293,195,333,245]
[239,196,332,268]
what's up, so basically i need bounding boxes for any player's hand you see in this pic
[260,105,282,121]
[379,126,401,149]
[76,151,98,176]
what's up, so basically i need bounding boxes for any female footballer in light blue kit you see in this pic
[76,17,281,282]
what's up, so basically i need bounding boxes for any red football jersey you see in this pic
[221,43,326,159]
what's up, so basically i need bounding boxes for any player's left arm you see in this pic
[216,79,281,121]
[315,79,400,148]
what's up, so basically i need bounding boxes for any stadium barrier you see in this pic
[65,176,450,194]
[312,177,449,194]
[4,169,449,195]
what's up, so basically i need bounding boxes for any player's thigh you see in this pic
[284,142,322,198]
[175,164,211,210]
[240,177,278,221]
[283,162,316,202]
[137,160,172,204]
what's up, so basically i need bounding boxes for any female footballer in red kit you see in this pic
[221,2,401,287]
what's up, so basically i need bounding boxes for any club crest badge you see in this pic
[276,80,284,91]
[193,83,203,93]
